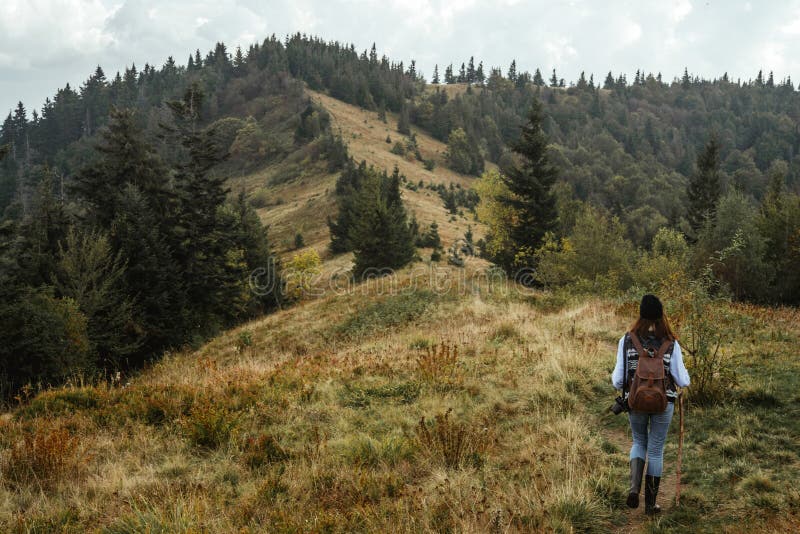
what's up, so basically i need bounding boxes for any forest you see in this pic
[1,33,800,399]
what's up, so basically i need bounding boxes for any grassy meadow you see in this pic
[1,262,798,533]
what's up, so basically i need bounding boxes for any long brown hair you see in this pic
[629,314,677,341]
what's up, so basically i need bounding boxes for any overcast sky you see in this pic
[2,0,800,117]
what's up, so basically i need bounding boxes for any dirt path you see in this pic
[604,424,679,534]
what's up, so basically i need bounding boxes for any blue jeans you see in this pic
[628,402,674,476]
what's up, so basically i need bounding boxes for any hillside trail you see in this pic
[603,422,678,534]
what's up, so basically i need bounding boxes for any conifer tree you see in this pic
[604,71,615,89]
[498,98,558,274]
[444,64,455,84]
[432,64,440,84]
[533,68,545,86]
[467,57,476,83]
[688,134,722,233]
[476,62,485,85]
[682,68,691,88]
[507,60,517,82]
[74,108,169,228]
[458,63,466,83]
[349,166,415,278]
[549,69,559,87]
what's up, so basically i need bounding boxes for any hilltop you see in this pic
[2,264,799,532]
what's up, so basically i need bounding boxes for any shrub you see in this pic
[415,409,488,469]
[285,248,322,300]
[2,426,89,489]
[416,343,459,383]
[390,141,406,156]
[445,128,483,175]
[249,189,270,209]
[672,274,739,405]
[241,434,289,469]
[0,290,91,398]
[17,387,102,420]
[534,206,636,293]
[181,399,238,449]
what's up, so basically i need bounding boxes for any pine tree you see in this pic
[458,62,466,83]
[507,60,517,82]
[110,183,188,355]
[682,68,691,88]
[688,134,722,233]
[73,108,169,228]
[476,62,485,85]
[444,64,455,84]
[533,68,544,86]
[755,69,764,87]
[162,83,240,331]
[577,71,588,90]
[432,64,440,84]
[407,60,417,79]
[604,71,615,89]
[52,228,140,368]
[349,166,415,278]
[498,98,558,275]
[233,46,246,75]
[549,68,559,87]
[467,56,476,83]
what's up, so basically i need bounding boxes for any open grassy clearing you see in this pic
[2,262,798,532]
[236,89,487,264]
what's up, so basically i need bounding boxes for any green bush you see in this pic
[0,290,91,398]
[535,206,636,293]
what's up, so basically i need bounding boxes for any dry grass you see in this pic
[1,264,797,532]
[232,88,489,264]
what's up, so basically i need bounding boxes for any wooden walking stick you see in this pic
[675,389,685,506]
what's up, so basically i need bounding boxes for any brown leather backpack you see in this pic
[627,332,672,413]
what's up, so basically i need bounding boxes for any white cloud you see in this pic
[780,10,800,35]
[670,0,692,23]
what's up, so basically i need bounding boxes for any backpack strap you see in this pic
[656,339,672,360]
[628,331,647,359]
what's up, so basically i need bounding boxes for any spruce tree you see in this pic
[533,68,545,86]
[604,71,615,89]
[467,57,476,83]
[499,98,558,274]
[444,64,455,84]
[549,69,559,87]
[432,64,440,84]
[74,108,170,228]
[476,62,485,85]
[507,60,517,82]
[349,167,415,278]
[688,134,722,233]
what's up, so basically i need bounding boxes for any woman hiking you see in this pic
[611,294,690,515]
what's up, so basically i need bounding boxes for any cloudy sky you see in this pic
[2,0,800,116]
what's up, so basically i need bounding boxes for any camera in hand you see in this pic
[610,395,628,415]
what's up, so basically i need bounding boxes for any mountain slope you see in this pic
[2,265,798,532]
[241,89,488,261]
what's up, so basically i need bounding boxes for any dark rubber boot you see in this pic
[644,475,661,515]
[626,458,645,508]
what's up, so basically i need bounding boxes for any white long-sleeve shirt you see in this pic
[611,335,691,390]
